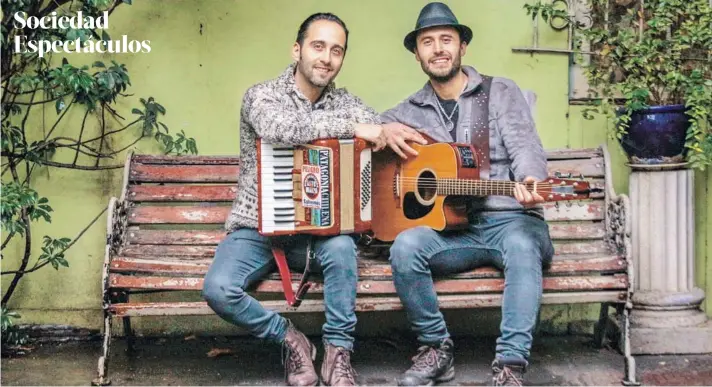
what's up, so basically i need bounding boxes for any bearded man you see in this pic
[202,12,389,386]
[379,3,554,386]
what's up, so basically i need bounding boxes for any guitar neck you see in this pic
[437,178,537,197]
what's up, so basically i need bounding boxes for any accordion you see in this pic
[256,138,373,237]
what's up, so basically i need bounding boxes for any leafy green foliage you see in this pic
[39,236,72,270]
[1,306,27,347]
[1,182,53,236]
[1,0,200,343]
[525,0,712,169]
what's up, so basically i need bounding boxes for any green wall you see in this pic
[3,0,710,335]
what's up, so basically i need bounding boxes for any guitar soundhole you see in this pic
[416,170,437,204]
[404,193,434,220]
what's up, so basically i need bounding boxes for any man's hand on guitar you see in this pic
[514,176,545,208]
[382,122,428,159]
[354,124,387,151]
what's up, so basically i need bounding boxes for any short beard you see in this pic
[297,56,331,88]
[422,55,462,84]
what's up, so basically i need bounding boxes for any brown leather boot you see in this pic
[282,323,318,386]
[320,343,357,386]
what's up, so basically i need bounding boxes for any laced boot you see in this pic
[320,343,357,386]
[282,322,318,386]
[396,338,454,386]
[491,358,527,386]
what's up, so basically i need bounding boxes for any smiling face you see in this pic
[292,19,347,88]
[414,26,467,83]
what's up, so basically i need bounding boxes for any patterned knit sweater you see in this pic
[225,63,379,232]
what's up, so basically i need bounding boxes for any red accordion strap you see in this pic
[271,240,314,308]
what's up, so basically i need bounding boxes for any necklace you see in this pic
[435,98,459,132]
[434,80,467,132]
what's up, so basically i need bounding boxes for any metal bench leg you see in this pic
[620,305,640,386]
[123,317,134,354]
[117,291,134,354]
[593,302,610,348]
[92,308,113,386]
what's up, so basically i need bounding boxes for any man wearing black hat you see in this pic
[379,2,554,386]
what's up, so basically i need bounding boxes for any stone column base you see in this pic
[630,288,711,354]
[631,319,712,354]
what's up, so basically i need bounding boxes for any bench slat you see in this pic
[549,221,606,239]
[127,162,603,184]
[128,206,230,224]
[110,252,621,267]
[125,221,606,245]
[126,200,604,225]
[129,149,602,166]
[546,157,604,177]
[545,148,602,160]
[110,255,625,277]
[109,273,627,293]
[119,239,610,258]
[109,290,624,317]
[554,240,610,255]
[127,230,226,245]
[131,155,240,165]
[125,179,604,203]
[130,165,239,183]
[128,185,238,202]
[543,200,604,221]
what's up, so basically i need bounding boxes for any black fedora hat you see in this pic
[404,2,473,53]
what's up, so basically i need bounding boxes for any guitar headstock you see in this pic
[536,173,601,201]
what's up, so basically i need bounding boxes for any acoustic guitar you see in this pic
[369,139,599,242]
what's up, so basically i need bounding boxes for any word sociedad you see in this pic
[13,11,151,57]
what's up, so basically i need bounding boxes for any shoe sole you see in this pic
[398,366,456,386]
[434,366,455,384]
[310,342,319,386]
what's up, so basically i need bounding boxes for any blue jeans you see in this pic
[202,228,359,350]
[388,212,554,362]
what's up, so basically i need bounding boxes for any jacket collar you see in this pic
[408,65,484,106]
[280,62,337,106]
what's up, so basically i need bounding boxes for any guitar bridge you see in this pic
[393,171,402,208]
[393,172,400,196]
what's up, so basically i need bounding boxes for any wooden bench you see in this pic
[93,145,639,386]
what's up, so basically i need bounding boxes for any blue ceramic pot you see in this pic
[618,104,690,164]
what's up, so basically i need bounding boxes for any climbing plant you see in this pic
[1,0,198,348]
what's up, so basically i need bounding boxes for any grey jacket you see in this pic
[379,65,548,218]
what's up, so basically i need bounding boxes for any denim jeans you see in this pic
[388,212,554,362]
[202,228,359,350]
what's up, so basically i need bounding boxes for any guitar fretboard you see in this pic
[434,178,548,197]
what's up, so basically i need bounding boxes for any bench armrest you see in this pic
[106,197,128,257]
[607,193,631,260]
[601,144,634,303]
[102,197,127,312]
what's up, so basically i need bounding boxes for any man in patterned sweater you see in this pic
[201,12,414,387]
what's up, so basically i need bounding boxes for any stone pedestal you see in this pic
[629,166,712,354]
